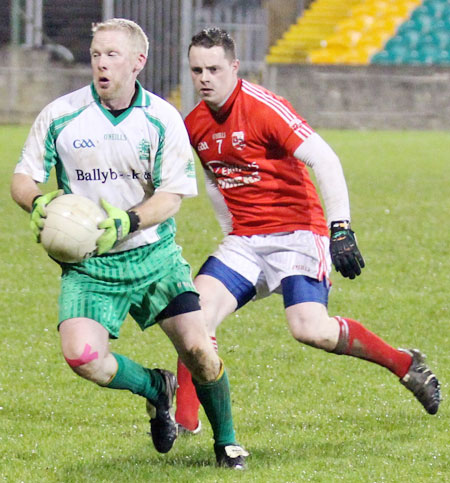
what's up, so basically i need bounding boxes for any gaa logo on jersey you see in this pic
[232,131,246,151]
[73,139,95,149]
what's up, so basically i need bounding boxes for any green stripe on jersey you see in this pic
[144,113,166,189]
[43,105,89,185]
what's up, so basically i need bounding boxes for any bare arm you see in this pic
[131,191,183,229]
[10,173,42,213]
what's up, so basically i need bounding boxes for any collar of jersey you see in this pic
[208,78,242,122]
[90,81,150,125]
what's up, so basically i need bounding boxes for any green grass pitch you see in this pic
[0,125,449,482]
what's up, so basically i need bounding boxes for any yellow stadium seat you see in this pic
[358,29,392,48]
[308,45,349,64]
[339,49,370,65]
[326,29,362,48]
[337,14,376,32]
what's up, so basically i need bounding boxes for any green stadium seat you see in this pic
[371,50,400,64]
[435,50,450,64]
[370,0,450,65]
[401,49,421,64]
[409,14,434,33]
[423,30,450,49]
[441,4,450,19]
[398,29,421,48]
[396,20,418,35]
[386,43,411,60]
[422,0,447,18]
[385,36,407,50]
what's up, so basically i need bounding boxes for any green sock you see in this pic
[194,369,236,447]
[106,353,164,402]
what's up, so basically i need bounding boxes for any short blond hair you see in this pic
[92,18,149,56]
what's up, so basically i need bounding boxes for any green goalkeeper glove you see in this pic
[330,220,365,279]
[96,199,140,255]
[30,189,63,242]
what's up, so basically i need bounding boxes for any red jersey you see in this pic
[185,79,328,237]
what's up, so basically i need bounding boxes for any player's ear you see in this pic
[231,58,240,74]
[134,53,147,74]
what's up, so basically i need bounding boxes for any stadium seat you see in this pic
[384,36,409,51]
[340,45,378,64]
[422,30,450,49]
[409,12,434,32]
[337,14,375,32]
[435,50,450,64]
[370,0,450,65]
[396,20,418,35]
[422,0,447,18]
[266,0,361,64]
[371,50,392,63]
[398,29,421,48]
[269,0,447,66]
[326,29,362,49]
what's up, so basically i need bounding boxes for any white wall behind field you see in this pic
[1,45,449,130]
[0,47,90,125]
[264,64,450,130]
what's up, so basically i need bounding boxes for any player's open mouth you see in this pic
[98,77,110,88]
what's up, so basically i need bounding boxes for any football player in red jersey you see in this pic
[175,27,441,434]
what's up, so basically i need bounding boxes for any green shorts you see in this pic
[58,235,196,338]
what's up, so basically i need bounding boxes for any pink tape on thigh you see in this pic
[65,343,99,367]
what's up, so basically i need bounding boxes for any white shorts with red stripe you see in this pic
[211,230,331,299]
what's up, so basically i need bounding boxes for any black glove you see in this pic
[330,220,365,279]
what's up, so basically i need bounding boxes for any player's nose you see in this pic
[200,70,210,82]
[96,55,108,70]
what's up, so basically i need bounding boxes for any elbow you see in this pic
[170,195,183,217]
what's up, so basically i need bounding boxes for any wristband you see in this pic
[127,210,141,233]
[330,220,351,231]
[31,194,42,208]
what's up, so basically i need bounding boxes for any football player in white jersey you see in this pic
[11,19,247,469]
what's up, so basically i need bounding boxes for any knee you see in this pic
[289,316,317,344]
[62,342,106,384]
[181,345,220,384]
[288,315,338,351]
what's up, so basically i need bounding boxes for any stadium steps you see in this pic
[308,0,422,64]
[372,0,450,64]
[266,0,363,64]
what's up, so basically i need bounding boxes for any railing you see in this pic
[106,0,268,114]
[7,0,270,113]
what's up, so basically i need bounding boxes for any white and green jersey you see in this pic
[15,81,197,252]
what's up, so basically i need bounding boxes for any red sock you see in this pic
[175,358,200,430]
[334,317,412,378]
[175,336,218,430]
